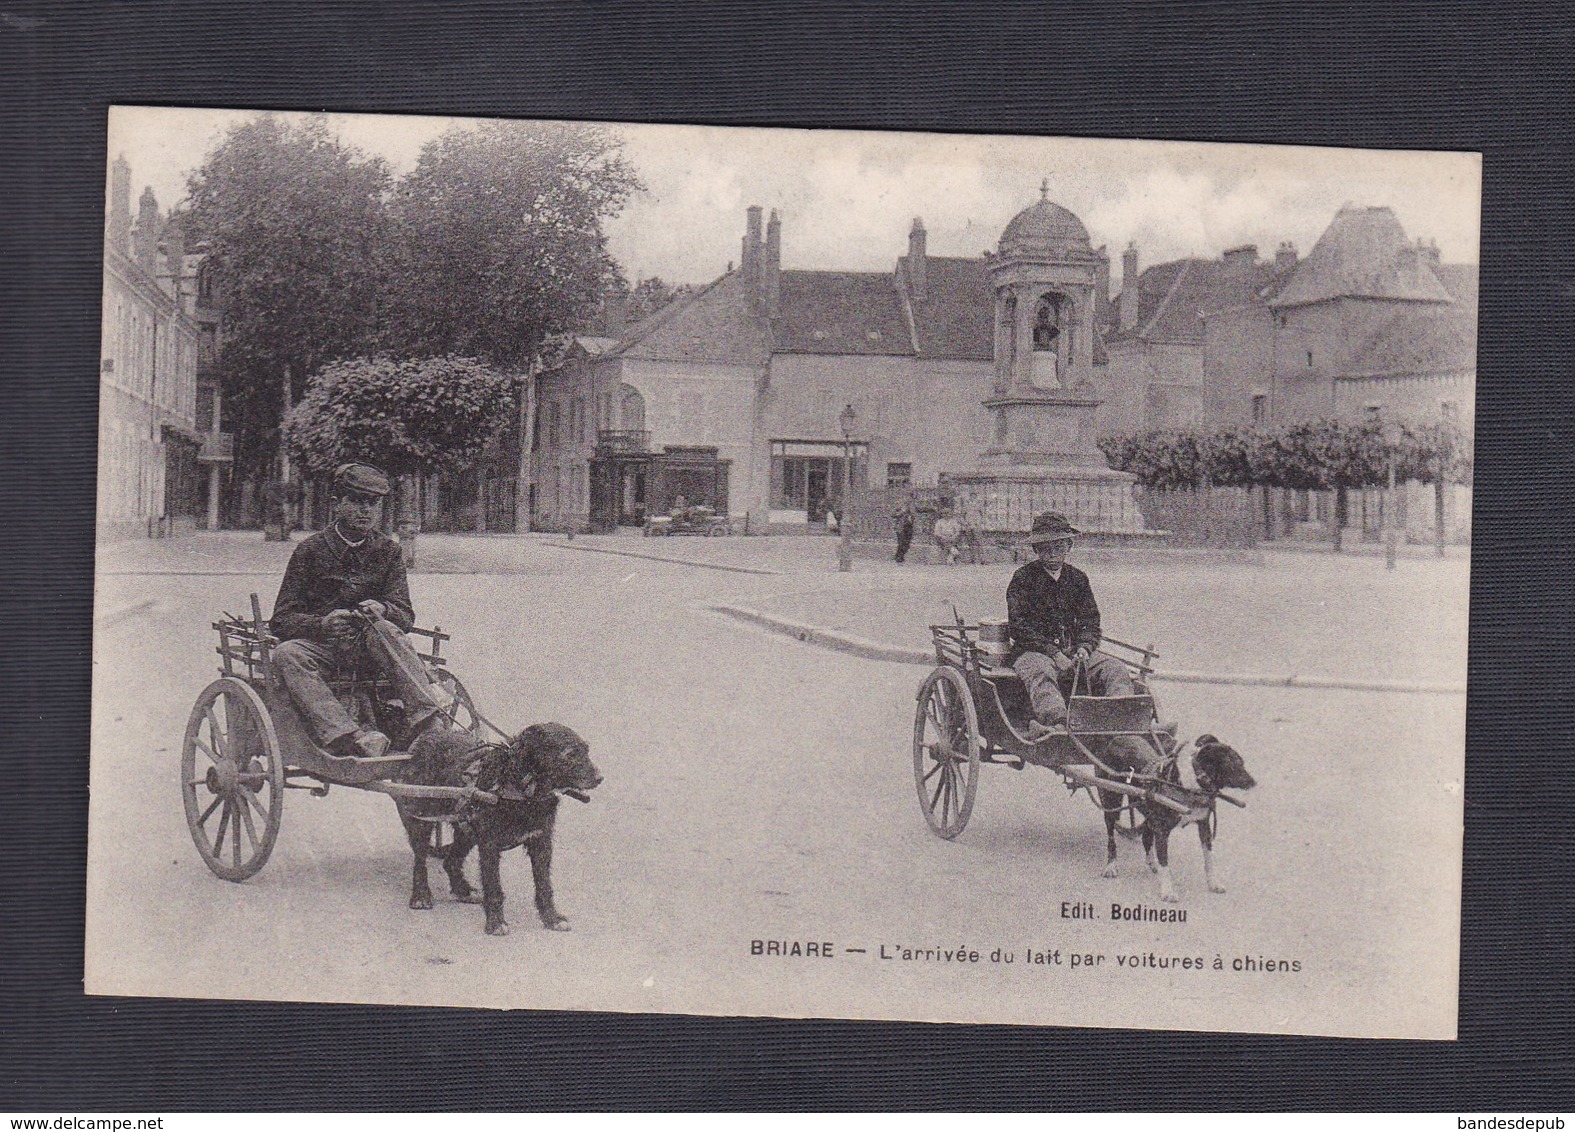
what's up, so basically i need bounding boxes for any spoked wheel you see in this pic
[431,669,482,737]
[912,666,981,839]
[182,677,285,882]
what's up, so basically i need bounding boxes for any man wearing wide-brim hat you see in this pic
[270,462,449,759]
[1006,511,1139,740]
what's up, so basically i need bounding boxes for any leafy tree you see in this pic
[1266,418,1390,492]
[383,120,642,368]
[623,276,692,324]
[1098,430,1207,490]
[1397,415,1474,486]
[1201,427,1271,488]
[1398,413,1474,554]
[182,114,392,482]
[284,355,516,485]
[1103,417,1465,549]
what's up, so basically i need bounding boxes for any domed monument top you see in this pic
[997,179,1093,259]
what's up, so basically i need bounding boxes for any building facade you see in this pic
[1104,242,1298,434]
[531,208,1010,532]
[1199,205,1476,541]
[1202,205,1475,431]
[529,199,1476,538]
[98,158,228,541]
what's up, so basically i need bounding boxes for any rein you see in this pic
[1088,747,1223,832]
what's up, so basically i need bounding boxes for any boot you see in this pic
[350,729,391,759]
[1023,718,1062,742]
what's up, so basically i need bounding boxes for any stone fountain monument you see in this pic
[947,184,1157,542]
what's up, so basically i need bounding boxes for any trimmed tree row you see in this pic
[1098,415,1472,548]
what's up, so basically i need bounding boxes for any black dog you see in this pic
[1097,733,1256,903]
[396,723,602,935]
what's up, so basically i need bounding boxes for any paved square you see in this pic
[88,531,1466,1036]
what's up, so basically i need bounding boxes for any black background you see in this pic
[4,0,1573,1111]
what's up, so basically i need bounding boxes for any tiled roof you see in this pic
[606,272,773,366]
[1271,206,1454,308]
[771,269,914,356]
[1343,298,1477,378]
[898,255,993,359]
[1433,262,1478,304]
[1109,258,1279,345]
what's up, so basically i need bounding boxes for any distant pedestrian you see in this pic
[933,510,962,565]
[893,496,916,563]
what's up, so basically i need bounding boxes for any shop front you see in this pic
[590,439,731,531]
[768,439,867,526]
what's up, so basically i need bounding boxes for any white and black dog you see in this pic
[1097,733,1256,903]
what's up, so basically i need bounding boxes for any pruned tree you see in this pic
[1097,430,1206,491]
[1266,418,1391,548]
[1101,418,1460,548]
[383,120,643,368]
[181,114,392,485]
[284,355,517,524]
[1399,414,1474,555]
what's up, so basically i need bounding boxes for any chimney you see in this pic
[1094,245,1111,328]
[134,186,160,274]
[1275,241,1298,271]
[1222,244,1259,274]
[1417,236,1440,266]
[108,155,132,257]
[907,217,927,302]
[1120,242,1139,331]
[741,205,764,305]
[764,209,782,318]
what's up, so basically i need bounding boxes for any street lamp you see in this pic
[837,403,856,572]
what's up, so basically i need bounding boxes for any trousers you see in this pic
[1012,649,1152,770]
[272,619,445,747]
[1012,649,1135,725]
[894,519,915,562]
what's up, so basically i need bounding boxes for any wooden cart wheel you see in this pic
[912,666,981,839]
[182,677,285,882]
[432,669,482,736]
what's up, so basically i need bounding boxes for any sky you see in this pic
[108,105,1482,291]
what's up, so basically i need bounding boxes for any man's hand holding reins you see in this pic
[323,608,362,645]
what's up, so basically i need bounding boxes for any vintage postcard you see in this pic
[88,105,1477,1038]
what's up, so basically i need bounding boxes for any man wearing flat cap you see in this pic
[270,463,447,759]
[1007,511,1138,739]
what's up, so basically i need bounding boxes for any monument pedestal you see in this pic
[949,391,1162,543]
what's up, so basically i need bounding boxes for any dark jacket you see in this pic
[271,527,415,642]
[1006,560,1102,660]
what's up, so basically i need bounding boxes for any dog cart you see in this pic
[913,621,1245,839]
[180,594,501,881]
